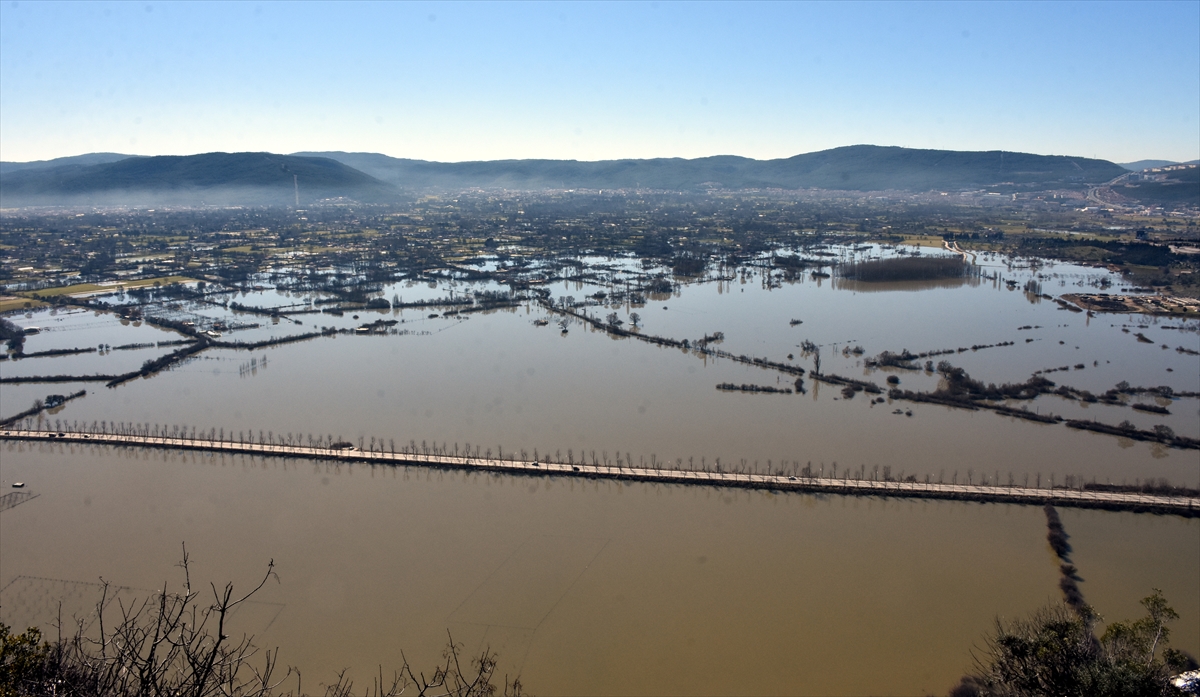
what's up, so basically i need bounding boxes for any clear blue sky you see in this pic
[1,0,1197,164]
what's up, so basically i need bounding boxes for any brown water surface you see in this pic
[2,444,1196,695]
[2,247,1198,693]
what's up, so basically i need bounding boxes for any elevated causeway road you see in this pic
[3,429,1196,515]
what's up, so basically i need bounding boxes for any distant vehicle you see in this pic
[788,476,797,481]
[12,482,25,488]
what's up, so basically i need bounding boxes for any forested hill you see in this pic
[0,152,397,206]
[0,153,134,176]
[294,145,1127,192]
[1,146,1129,207]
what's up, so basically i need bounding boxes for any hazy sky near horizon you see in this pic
[1,1,1197,164]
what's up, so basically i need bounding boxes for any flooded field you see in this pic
[2,243,1198,693]
[5,246,1197,486]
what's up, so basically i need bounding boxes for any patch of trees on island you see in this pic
[716,382,794,394]
[0,389,87,427]
[865,341,1016,370]
[0,317,27,353]
[837,256,980,282]
[873,361,1200,449]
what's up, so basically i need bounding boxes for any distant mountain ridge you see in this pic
[1,146,1129,207]
[0,152,395,206]
[1120,160,1179,171]
[294,145,1126,192]
[0,152,135,176]
[1119,159,1200,171]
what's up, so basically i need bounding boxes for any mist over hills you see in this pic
[1,145,1130,207]
[0,152,395,207]
[295,145,1126,192]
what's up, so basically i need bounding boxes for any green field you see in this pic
[24,275,199,298]
[0,296,47,313]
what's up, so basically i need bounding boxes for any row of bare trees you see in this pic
[11,416,1175,495]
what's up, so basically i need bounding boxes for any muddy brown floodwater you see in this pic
[2,247,1198,693]
[1,444,1196,695]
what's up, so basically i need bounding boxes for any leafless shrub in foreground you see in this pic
[1,545,524,697]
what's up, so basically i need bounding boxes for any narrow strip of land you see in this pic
[4,429,1195,515]
[943,239,977,263]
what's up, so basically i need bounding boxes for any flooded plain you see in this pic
[2,244,1199,693]
[5,248,1196,486]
